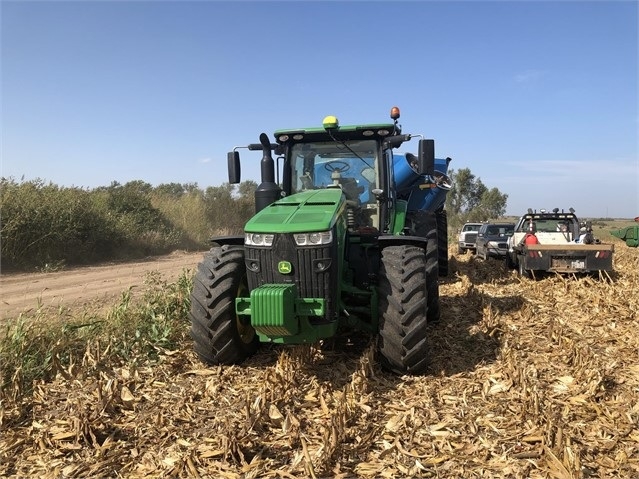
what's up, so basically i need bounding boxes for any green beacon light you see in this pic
[322,115,339,130]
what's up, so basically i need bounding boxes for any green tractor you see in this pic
[189,107,452,374]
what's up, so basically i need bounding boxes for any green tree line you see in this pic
[0,178,257,271]
[445,168,509,231]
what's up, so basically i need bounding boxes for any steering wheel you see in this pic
[324,161,350,173]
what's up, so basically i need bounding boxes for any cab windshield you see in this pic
[290,140,379,206]
[485,225,514,236]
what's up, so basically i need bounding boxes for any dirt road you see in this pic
[0,251,203,320]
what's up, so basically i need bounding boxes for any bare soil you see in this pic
[0,251,204,320]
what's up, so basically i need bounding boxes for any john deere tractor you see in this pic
[189,107,452,374]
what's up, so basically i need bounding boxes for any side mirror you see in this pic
[418,139,435,176]
[228,151,240,184]
[371,188,386,201]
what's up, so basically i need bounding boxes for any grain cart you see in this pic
[189,107,452,374]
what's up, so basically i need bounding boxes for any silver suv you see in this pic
[457,222,483,254]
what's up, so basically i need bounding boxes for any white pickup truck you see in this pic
[457,222,484,255]
[506,209,614,277]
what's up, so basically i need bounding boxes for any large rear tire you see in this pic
[436,209,449,277]
[378,245,430,374]
[189,246,259,365]
[423,213,440,322]
[407,211,440,323]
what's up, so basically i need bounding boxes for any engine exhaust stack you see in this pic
[255,133,282,213]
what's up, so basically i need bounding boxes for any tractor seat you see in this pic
[339,177,364,203]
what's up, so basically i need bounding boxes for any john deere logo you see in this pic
[278,261,292,274]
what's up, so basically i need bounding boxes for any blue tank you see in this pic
[393,153,452,213]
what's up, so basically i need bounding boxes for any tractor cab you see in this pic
[287,138,380,230]
[228,108,440,236]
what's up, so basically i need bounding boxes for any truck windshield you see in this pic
[290,140,379,205]
[516,217,578,233]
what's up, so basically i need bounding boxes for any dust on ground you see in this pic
[0,251,204,321]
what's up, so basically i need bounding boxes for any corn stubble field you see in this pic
[1,246,637,479]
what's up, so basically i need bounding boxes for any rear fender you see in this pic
[377,234,429,250]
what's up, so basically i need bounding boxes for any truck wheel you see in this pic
[189,245,259,365]
[436,209,449,277]
[378,245,431,375]
[505,253,515,270]
[457,245,466,255]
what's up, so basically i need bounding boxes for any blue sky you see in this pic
[2,0,637,218]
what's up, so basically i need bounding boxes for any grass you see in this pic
[0,269,193,407]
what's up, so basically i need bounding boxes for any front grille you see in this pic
[465,233,478,243]
[245,234,337,321]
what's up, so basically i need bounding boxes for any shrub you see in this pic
[1,178,121,269]
[0,178,257,270]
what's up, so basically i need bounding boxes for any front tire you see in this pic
[378,245,431,374]
[189,246,259,365]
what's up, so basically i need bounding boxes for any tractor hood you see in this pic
[245,188,344,234]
